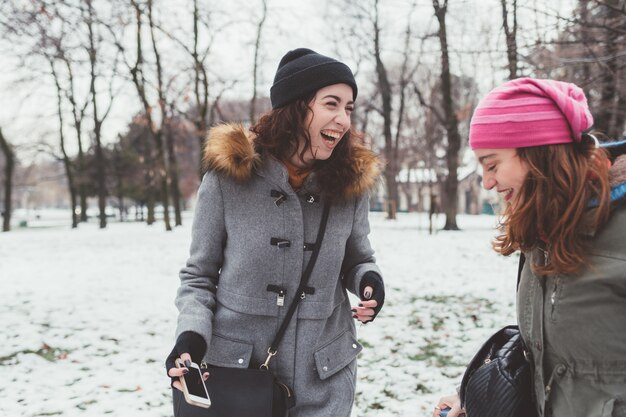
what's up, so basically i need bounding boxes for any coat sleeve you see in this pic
[174,171,226,349]
[341,193,383,296]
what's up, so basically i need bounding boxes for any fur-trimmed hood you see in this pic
[202,123,382,199]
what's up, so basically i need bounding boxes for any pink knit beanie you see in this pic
[469,77,594,149]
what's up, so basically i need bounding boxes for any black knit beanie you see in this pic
[270,48,358,109]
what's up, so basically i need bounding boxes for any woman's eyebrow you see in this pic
[321,95,354,105]
[478,154,497,164]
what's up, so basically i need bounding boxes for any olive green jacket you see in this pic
[518,155,626,417]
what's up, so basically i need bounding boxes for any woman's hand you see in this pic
[166,354,209,392]
[352,289,378,323]
[432,394,464,417]
[353,272,385,323]
[165,331,209,391]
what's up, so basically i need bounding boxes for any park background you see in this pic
[1,0,625,416]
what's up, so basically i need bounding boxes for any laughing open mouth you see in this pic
[321,129,341,144]
[499,188,514,201]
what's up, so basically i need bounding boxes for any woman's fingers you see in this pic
[354,308,375,317]
[168,366,189,378]
[167,352,193,378]
[433,394,464,417]
[351,300,377,314]
[359,299,378,308]
[352,308,375,322]
[179,353,192,366]
[351,298,378,322]
[172,379,183,392]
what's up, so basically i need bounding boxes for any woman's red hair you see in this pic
[494,139,611,275]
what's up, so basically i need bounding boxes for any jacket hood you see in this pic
[604,138,626,203]
[202,123,382,198]
[608,154,626,203]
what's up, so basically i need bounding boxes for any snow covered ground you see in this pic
[0,211,519,417]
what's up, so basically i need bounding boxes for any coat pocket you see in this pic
[314,330,362,380]
[206,333,254,368]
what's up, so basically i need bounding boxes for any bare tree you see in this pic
[85,0,116,229]
[525,0,626,138]
[433,0,461,230]
[49,58,79,228]
[501,0,519,79]
[330,0,425,220]
[0,128,14,232]
[0,1,91,225]
[191,0,211,156]
[249,0,268,125]
[60,50,90,223]
[594,0,625,137]
[107,0,175,230]
[112,0,158,225]
[371,0,397,219]
[147,0,181,227]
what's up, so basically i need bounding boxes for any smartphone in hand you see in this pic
[176,359,211,409]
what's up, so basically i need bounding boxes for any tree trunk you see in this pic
[192,0,210,176]
[501,0,518,80]
[86,0,107,229]
[63,57,89,223]
[434,0,461,231]
[0,128,14,232]
[77,137,88,222]
[250,0,268,125]
[595,2,619,136]
[148,0,172,231]
[374,0,397,220]
[95,121,107,229]
[578,0,593,100]
[112,145,125,222]
[51,60,79,228]
[166,127,182,226]
[159,167,171,230]
[613,84,626,139]
[144,141,157,225]
[428,189,438,236]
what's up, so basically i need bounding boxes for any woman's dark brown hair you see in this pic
[250,93,366,199]
[494,138,612,276]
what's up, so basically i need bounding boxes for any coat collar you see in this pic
[202,123,381,198]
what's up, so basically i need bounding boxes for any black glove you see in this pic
[359,271,385,323]
[165,331,207,387]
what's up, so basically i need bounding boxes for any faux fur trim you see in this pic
[344,144,383,198]
[202,123,382,197]
[202,123,260,183]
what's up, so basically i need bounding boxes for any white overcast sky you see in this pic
[0,0,576,158]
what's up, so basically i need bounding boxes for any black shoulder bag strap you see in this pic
[261,201,331,370]
[517,252,526,290]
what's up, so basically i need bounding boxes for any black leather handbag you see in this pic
[459,254,538,417]
[173,366,293,417]
[172,202,330,417]
[459,325,537,417]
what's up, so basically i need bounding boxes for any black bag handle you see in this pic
[261,201,331,369]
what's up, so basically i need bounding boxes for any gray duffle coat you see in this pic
[518,152,626,417]
[174,124,384,417]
